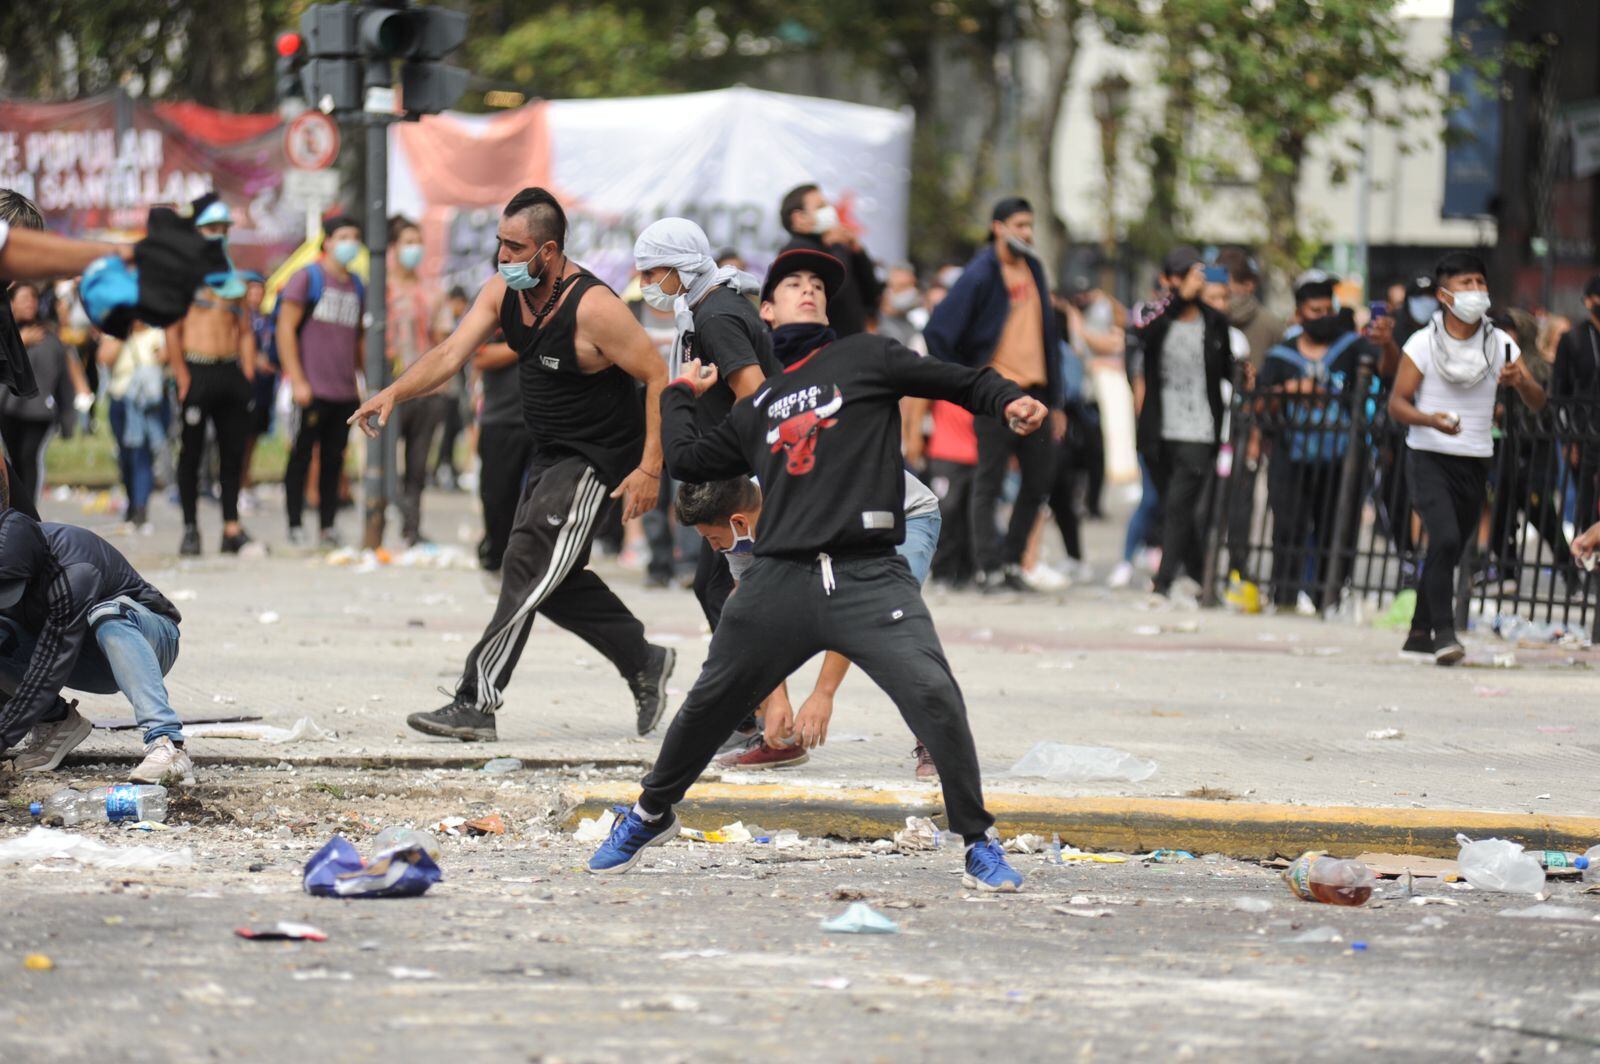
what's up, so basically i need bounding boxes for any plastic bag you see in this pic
[1455,834,1544,895]
[1008,742,1157,783]
[0,826,192,870]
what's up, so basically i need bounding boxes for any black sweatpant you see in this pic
[0,418,51,511]
[285,398,359,531]
[640,553,995,840]
[178,360,252,526]
[1267,457,1342,608]
[1048,433,1084,561]
[456,454,651,711]
[397,393,451,542]
[927,459,977,586]
[1153,440,1215,593]
[1407,448,1488,639]
[972,411,1054,572]
[477,421,534,571]
[692,539,735,630]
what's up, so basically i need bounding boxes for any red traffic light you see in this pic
[276,32,303,58]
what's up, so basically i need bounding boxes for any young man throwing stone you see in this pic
[586,248,1047,892]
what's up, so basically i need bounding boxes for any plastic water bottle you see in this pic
[1455,834,1545,894]
[1527,850,1591,871]
[1584,846,1600,884]
[31,785,168,826]
[1283,853,1377,906]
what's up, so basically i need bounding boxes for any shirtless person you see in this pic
[166,200,255,556]
[350,188,676,740]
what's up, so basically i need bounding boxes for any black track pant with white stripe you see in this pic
[456,455,651,711]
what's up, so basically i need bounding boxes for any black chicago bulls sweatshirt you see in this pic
[662,333,1025,559]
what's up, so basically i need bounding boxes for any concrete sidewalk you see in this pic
[39,483,1600,854]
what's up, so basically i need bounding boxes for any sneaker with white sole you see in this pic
[129,736,195,785]
[10,700,90,773]
[1107,561,1134,589]
[963,835,1024,893]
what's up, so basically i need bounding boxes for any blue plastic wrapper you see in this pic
[302,835,442,899]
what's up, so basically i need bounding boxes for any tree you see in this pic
[1094,0,1436,286]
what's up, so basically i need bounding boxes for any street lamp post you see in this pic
[1091,72,1131,298]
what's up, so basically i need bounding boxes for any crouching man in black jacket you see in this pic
[586,248,1048,892]
[0,510,193,784]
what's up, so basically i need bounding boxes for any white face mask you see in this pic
[640,273,678,312]
[811,204,840,234]
[1446,289,1491,326]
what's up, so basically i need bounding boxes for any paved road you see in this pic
[3,764,1599,1063]
[40,485,1600,818]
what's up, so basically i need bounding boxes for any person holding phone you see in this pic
[1387,252,1544,665]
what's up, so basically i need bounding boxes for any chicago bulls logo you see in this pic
[765,387,844,476]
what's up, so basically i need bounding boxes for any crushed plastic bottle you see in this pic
[480,758,523,774]
[1586,846,1600,884]
[36,785,167,826]
[1283,852,1377,906]
[1454,834,1545,894]
[371,827,442,861]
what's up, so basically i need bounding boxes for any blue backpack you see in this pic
[1266,333,1369,462]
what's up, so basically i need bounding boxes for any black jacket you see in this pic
[0,513,180,748]
[923,245,1063,409]
[779,233,882,338]
[662,333,1024,558]
[1131,298,1235,460]
[1552,321,1600,400]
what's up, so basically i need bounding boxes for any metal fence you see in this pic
[1201,357,1600,641]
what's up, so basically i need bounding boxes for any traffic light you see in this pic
[400,8,469,115]
[275,32,307,114]
[299,3,362,112]
[292,2,469,117]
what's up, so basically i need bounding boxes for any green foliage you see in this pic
[1092,0,1436,277]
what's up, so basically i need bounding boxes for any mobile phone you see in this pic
[1204,266,1229,285]
[1368,301,1389,320]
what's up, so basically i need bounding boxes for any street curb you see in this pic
[62,751,650,772]
[564,782,1600,859]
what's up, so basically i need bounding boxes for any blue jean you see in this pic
[108,398,159,512]
[896,510,942,585]
[0,597,182,744]
[1123,456,1160,563]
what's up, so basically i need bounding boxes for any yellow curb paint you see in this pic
[565,782,1600,860]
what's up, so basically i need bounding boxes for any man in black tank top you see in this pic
[350,188,676,741]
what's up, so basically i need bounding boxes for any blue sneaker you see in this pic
[585,805,679,874]
[962,837,1024,893]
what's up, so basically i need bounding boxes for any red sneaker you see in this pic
[714,739,809,770]
[913,743,938,780]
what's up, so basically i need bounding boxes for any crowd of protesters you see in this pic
[5,174,1600,805]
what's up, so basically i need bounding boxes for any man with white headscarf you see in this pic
[633,218,777,631]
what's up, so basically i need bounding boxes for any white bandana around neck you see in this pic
[633,218,760,376]
[1428,310,1496,387]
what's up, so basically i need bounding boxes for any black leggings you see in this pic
[178,360,252,526]
[1407,448,1488,638]
[0,419,51,512]
[285,398,359,531]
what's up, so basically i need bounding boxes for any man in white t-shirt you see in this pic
[1387,252,1545,665]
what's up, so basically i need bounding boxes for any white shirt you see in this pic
[1401,314,1517,458]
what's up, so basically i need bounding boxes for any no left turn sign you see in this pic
[284,111,340,171]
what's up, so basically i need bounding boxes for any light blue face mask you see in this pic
[331,239,361,267]
[1407,295,1438,322]
[499,243,551,292]
[398,245,424,271]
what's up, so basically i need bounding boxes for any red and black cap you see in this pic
[761,248,846,304]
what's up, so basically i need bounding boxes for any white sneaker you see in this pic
[129,736,195,786]
[1108,561,1134,589]
[1295,591,1318,617]
[1023,564,1069,591]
